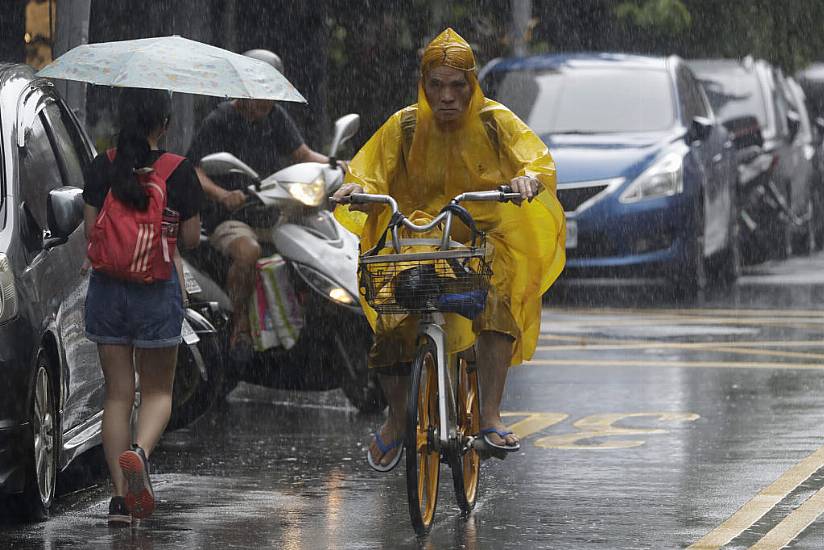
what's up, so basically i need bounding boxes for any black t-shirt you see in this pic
[187,101,304,180]
[83,150,203,221]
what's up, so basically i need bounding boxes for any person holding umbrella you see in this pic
[37,35,308,523]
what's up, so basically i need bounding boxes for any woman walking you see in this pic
[82,88,203,525]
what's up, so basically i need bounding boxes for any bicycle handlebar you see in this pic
[345,186,526,253]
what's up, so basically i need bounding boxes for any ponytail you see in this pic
[109,88,172,210]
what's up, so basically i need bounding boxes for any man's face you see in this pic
[423,66,472,123]
[239,99,275,120]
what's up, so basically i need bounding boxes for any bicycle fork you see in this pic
[421,320,458,452]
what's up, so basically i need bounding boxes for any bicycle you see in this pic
[345,186,522,535]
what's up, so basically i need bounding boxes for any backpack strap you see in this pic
[399,107,500,164]
[104,149,185,181]
[151,153,186,182]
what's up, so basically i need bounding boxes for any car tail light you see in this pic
[0,253,19,324]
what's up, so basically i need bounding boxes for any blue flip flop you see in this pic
[367,432,404,472]
[480,427,521,454]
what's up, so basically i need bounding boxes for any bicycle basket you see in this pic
[359,239,493,318]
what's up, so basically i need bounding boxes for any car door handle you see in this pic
[712,153,724,163]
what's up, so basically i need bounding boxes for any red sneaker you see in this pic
[118,446,155,519]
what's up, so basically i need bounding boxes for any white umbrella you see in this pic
[37,35,306,103]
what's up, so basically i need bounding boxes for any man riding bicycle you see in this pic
[333,28,566,470]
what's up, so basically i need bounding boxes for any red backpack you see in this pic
[87,149,185,284]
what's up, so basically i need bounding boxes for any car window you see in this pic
[692,64,771,132]
[677,67,708,122]
[19,112,65,233]
[788,81,813,141]
[484,67,675,134]
[41,102,87,189]
[769,69,790,136]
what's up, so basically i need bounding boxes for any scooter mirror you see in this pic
[328,114,360,158]
[199,152,261,182]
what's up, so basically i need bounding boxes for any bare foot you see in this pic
[368,421,404,468]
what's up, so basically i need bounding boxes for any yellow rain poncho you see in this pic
[336,28,565,367]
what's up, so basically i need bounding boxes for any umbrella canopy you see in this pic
[37,35,306,103]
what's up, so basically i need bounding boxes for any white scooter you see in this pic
[181,114,385,412]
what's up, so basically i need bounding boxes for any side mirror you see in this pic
[787,110,801,141]
[199,152,260,182]
[46,186,84,245]
[327,114,360,158]
[687,116,713,143]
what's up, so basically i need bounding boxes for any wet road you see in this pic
[6,254,824,548]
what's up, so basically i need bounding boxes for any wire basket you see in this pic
[359,240,493,316]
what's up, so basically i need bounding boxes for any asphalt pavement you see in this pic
[5,253,824,549]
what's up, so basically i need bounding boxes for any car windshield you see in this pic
[691,65,769,131]
[483,67,675,134]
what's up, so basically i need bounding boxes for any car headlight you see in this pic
[293,263,356,306]
[619,152,684,203]
[283,178,326,207]
[0,253,19,325]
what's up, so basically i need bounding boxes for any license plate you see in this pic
[181,319,200,345]
[566,218,578,249]
[183,267,202,295]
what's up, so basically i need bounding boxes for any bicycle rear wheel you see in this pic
[450,356,481,513]
[406,336,441,536]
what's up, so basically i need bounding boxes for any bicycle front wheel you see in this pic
[451,356,481,513]
[406,335,441,536]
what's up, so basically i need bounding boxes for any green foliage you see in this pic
[614,0,692,33]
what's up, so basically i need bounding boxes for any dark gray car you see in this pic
[0,63,103,520]
[690,58,815,261]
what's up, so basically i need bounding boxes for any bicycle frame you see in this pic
[418,314,456,449]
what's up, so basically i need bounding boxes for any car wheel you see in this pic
[717,194,742,286]
[813,186,824,251]
[17,354,58,521]
[672,206,707,301]
[772,180,793,260]
[804,199,816,255]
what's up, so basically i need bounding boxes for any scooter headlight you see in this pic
[293,263,357,307]
[283,178,326,207]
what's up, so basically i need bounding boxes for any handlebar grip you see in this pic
[348,193,369,204]
[501,192,524,202]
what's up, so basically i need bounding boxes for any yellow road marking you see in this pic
[539,335,824,349]
[544,307,824,318]
[687,445,824,549]
[535,344,824,362]
[500,412,568,440]
[540,316,824,330]
[750,485,824,549]
[524,359,824,370]
[533,412,699,450]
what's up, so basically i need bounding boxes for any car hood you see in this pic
[542,131,683,184]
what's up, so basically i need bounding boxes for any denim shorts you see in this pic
[85,269,184,348]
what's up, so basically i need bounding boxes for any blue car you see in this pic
[481,53,739,295]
